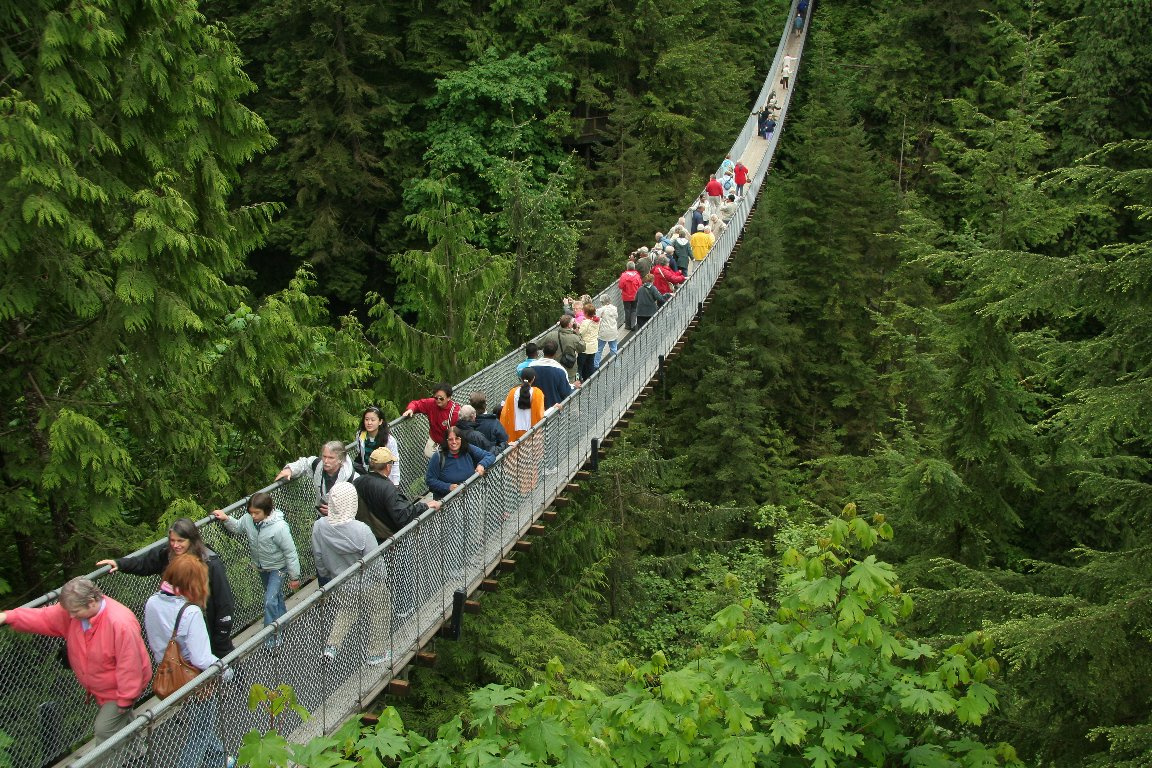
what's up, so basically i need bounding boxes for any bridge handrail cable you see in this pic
[4,4,810,766]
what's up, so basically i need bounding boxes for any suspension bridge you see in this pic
[0,4,810,766]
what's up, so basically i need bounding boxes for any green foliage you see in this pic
[246,512,1021,766]
[1,0,342,594]
[0,0,375,597]
[491,156,587,340]
[420,46,573,202]
[200,0,413,308]
[366,175,514,385]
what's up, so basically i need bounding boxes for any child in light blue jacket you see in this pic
[212,492,300,644]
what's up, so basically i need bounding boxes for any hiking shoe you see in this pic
[366,653,392,667]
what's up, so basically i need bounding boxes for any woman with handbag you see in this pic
[144,554,235,768]
[97,517,237,658]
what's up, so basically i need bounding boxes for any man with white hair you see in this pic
[455,404,497,452]
[275,440,356,516]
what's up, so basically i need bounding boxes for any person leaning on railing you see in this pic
[351,449,442,623]
[0,578,151,745]
[143,554,236,768]
[426,426,495,500]
[353,447,442,544]
[274,440,356,517]
[211,492,300,650]
[402,382,462,460]
[96,517,237,658]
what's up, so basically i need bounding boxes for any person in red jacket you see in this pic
[403,382,462,458]
[705,174,724,217]
[1,578,151,745]
[734,161,749,196]
[652,255,686,296]
[617,261,642,331]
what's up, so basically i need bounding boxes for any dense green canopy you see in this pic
[3,0,1152,765]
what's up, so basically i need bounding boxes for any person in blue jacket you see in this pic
[426,426,495,500]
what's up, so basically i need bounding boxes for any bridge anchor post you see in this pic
[440,589,466,641]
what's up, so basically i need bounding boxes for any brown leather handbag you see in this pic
[152,603,201,699]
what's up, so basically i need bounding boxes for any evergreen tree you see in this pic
[761,50,901,453]
[489,156,586,341]
[200,0,413,309]
[366,175,514,385]
[0,0,367,596]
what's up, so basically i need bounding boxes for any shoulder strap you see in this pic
[311,456,321,473]
[168,601,191,644]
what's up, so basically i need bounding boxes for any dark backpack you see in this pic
[555,329,578,368]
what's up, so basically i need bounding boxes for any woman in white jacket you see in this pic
[595,296,620,368]
[144,554,234,768]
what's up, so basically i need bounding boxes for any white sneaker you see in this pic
[322,645,337,660]
[366,653,391,667]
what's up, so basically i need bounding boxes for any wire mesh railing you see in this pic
[2,3,809,766]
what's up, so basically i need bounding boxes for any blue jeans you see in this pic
[260,569,286,627]
[177,695,227,768]
[595,339,618,367]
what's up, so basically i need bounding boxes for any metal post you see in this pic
[590,438,599,471]
[442,589,466,641]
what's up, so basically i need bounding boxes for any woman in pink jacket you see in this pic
[1,577,151,744]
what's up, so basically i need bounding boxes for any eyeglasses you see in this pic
[434,395,448,403]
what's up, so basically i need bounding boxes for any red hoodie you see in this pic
[618,269,642,301]
[6,598,151,707]
[705,178,724,197]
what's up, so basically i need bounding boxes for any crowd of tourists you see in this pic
[0,50,798,760]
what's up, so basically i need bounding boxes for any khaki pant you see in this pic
[93,701,133,745]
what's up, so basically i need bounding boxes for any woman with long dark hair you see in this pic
[353,405,399,484]
[499,367,545,443]
[499,367,552,495]
[97,518,236,657]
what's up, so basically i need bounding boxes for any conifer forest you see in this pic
[3,0,1152,765]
